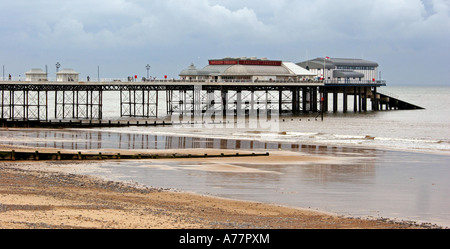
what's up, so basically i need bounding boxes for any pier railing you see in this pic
[1,77,384,86]
[0,78,324,84]
[324,80,386,86]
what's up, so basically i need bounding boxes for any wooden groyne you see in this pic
[0,150,269,161]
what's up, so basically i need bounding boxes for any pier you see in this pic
[0,79,421,126]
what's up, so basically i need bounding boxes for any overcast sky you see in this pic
[1,0,449,85]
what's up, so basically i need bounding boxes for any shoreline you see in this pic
[2,126,449,158]
[0,165,436,229]
[0,146,443,229]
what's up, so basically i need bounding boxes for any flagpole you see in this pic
[323,56,330,82]
[306,50,308,69]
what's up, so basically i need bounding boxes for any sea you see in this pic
[1,85,449,227]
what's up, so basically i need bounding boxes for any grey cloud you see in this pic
[5,0,448,47]
[1,0,449,84]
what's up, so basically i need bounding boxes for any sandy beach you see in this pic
[0,145,437,229]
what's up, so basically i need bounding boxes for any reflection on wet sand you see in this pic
[0,129,378,157]
[0,128,379,186]
[1,129,379,183]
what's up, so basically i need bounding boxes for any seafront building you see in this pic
[179,57,316,82]
[179,56,381,85]
[21,57,379,84]
[297,57,379,83]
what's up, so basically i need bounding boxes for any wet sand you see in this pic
[0,146,436,229]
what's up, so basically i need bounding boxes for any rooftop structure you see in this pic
[25,68,47,81]
[180,57,316,82]
[297,58,379,83]
[56,68,79,82]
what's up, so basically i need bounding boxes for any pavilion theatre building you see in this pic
[179,57,317,82]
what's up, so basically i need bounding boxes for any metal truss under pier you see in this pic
[0,80,412,123]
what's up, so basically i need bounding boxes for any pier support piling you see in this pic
[343,87,348,113]
[333,88,338,113]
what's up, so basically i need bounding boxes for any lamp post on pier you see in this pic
[56,62,60,81]
[146,64,151,80]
